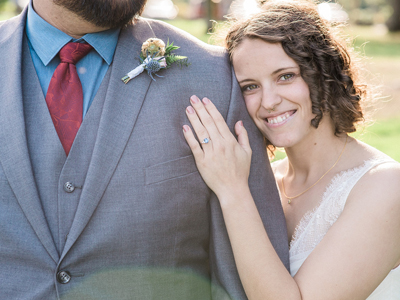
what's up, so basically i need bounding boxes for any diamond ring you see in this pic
[201,138,211,144]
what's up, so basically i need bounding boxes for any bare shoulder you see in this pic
[355,158,400,197]
[347,149,400,213]
[351,139,400,184]
[336,137,400,211]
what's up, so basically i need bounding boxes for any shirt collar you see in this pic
[26,1,119,66]
[82,28,120,65]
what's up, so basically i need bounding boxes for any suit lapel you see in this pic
[62,20,155,257]
[0,10,59,263]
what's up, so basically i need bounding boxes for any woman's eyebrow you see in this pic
[238,79,254,84]
[271,66,299,75]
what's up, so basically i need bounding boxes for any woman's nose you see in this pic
[261,88,282,112]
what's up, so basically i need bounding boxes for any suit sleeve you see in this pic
[209,66,290,300]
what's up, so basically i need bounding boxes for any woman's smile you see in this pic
[265,110,297,126]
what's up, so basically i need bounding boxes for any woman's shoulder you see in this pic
[343,138,397,170]
[356,157,400,195]
[346,139,400,209]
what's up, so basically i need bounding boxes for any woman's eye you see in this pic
[242,84,258,92]
[279,74,294,81]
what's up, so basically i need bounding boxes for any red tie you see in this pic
[45,42,93,155]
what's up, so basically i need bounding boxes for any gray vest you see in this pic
[22,36,110,255]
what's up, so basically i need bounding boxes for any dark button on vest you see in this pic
[57,270,71,284]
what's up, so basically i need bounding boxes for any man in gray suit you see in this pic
[0,0,289,299]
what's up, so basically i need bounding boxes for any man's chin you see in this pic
[54,0,148,29]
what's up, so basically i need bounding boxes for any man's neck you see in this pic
[32,0,110,39]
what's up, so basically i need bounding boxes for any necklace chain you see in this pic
[282,136,348,204]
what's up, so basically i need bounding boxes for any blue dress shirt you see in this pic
[25,2,120,118]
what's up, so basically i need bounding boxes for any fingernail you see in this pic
[202,98,210,105]
[183,125,190,133]
[190,95,199,103]
[186,106,195,114]
[239,120,243,126]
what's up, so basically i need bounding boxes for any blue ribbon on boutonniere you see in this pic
[122,38,190,83]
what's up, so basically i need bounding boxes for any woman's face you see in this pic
[232,38,316,148]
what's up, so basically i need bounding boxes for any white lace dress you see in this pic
[284,156,400,299]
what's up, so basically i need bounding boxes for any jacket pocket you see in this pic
[145,155,198,185]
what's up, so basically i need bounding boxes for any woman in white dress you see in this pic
[182,0,400,299]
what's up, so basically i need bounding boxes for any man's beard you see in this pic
[54,0,148,29]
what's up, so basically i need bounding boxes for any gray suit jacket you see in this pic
[0,7,289,300]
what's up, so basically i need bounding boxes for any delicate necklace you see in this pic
[282,136,348,204]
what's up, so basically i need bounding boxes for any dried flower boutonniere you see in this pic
[121,38,190,83]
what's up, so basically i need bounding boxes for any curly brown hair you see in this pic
[226,0,367,139]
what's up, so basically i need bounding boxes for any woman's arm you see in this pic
[183,95,400,300]
[218,186,300,300]
[183,95,298,299]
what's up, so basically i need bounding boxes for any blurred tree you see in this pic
[386,0,400,31]
[206,0,217,30]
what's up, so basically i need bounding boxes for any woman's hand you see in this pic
[183,95,252,199]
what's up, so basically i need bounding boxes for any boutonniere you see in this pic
[122,38,190,83]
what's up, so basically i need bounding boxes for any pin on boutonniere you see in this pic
[121,38,190,83]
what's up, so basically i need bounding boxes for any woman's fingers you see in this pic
[201,97,236,141]
[186,105,212,147]
[186,95,250,153]
[235,121,252,154]
[189,96,222,142]
[183,97,253,197]
[182,125,204,159]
